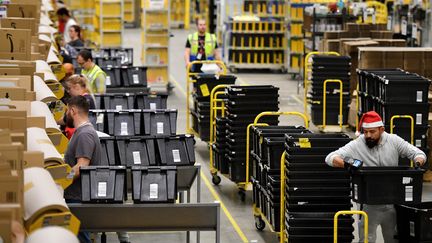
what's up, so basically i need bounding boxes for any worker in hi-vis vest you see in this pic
[77,49,107,94]
[184,18,221,72]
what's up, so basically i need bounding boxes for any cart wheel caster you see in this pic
[212,175,221,185]
[238,190,246,202]
[255,217,265,231]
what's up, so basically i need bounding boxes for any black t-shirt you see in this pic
[186,34,218,60]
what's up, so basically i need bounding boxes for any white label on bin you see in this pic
[412,23,418,39]
[116,105,123,111]
[297,201,307,205]
[96,114,104,124]
[150,103,156,110]
[132,151,141,164]
[133,74,139,84]
[416,114,422,125]
[172,149,181,163]
[157,122,164,134]
[354,184,358,200]
[416,91,423,102]
[405,186,413,202]
[387,16,392,31]
[409,221,415,237]
[106,76,112,85]
[150,184,158,199]
[401,19,408,36]
[403,177,413,184]
[120,122,128,135]
[98,182,107,197]
[415,139,422,147]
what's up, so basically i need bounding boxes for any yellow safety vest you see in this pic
[81,64,106,94]
[188,32,217,60]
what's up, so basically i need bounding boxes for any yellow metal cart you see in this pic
[185,60,227,139]
[251,111,309,227]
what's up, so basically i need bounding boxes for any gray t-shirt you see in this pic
[64,122,102,200]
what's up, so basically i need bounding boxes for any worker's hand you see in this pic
[185,61,191,69]
[414,157,426,167]
[332,156,345,168]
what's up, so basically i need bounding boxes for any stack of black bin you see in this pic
[191,74,236,142]
[357,69,430,166]
[225,85,279,183]
[212,117,229,174]
[284,133,354,242]
[309,56,351,126]
[249,125,310,231]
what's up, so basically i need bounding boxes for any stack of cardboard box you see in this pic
[0,0,78,240]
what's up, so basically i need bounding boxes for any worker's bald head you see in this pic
[63,63,74,78]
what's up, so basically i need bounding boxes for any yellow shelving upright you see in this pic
[141,0,170,87]
[93,0,125,47]
[124,0,136,25]
[170,0,185,28]
[65,0,95,42]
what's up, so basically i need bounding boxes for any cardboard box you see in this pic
[0,28,32,60]
[0,87,27,100]
[339,38,371,55]
[0,143,24,174]
[374,39,407,47]
[383,52,404,69]
[0,60,36,78]
[0,18,37,36]
[23,151,44,168]
[6,3,40,19]
[404,51,424,75]
[0,75,33,91]
[343,40,379,56]
[358,47,384,69]
[370,30,394,39]
[324,31,342,39]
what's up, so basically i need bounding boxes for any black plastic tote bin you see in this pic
[116,136,157,167]
[131,166,177,203]
[103,94,134,110]
[99,137,117,166]
[156,135,195,166]
[121,66,147,87]
[396,202,432,242]
[193,74,237,97]
[107,110,142,136]
[352,167,424,205]
[135,94,168,110]
[81,166,126,203]
[103,66,122,88]
[143,109,177,135]
[89,110,106,133]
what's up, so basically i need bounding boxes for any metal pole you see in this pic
[185,0,190,29]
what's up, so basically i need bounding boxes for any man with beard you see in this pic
[63,96,101,243]
[325,111,426,243]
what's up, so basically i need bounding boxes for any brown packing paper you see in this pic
[27,127,63,166]
[0,18,37,36]
[23,151,44,168]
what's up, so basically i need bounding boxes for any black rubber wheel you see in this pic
[212,175,221,185]
[255,217,265,231]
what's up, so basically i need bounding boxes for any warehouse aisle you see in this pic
[105,28,432,243]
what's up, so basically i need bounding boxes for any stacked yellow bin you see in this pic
[170,0,184,28]
[287,0,338,75]
[93,0,124,47]
[124,0,135,25]
[141,0,170,85]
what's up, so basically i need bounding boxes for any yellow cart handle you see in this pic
[390,115,415,167]
[334,210,369,243]
[323,79,344,129]
[245,123,269,186]
[303,52,340,116]
[186,60,227,80]
[209,85,231,144]
[279,151,287,243]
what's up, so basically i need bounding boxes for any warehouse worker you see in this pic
[63,96,101,243]
[325,111,426,243]
[184,18,221,72]
[56,8,78,43]
[77,49,107,94]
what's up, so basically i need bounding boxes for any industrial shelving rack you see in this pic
[141,0,170,88]
[93,0,125,47]
[170,0,185,28]
[123,0,136,27]
[65,0,95,44]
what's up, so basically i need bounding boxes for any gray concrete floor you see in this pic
[102,28,432,243]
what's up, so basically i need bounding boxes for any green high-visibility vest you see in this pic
[188,32,217,59]
[81,64,106,94]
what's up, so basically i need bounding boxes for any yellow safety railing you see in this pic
[186,60,227,136]
[334,210,369,243]
[279,151,287,243]
[390,115,415,167]
[303,52,340,117]
[322,79,344,130]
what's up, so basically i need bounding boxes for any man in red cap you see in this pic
[326,111,426,243]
